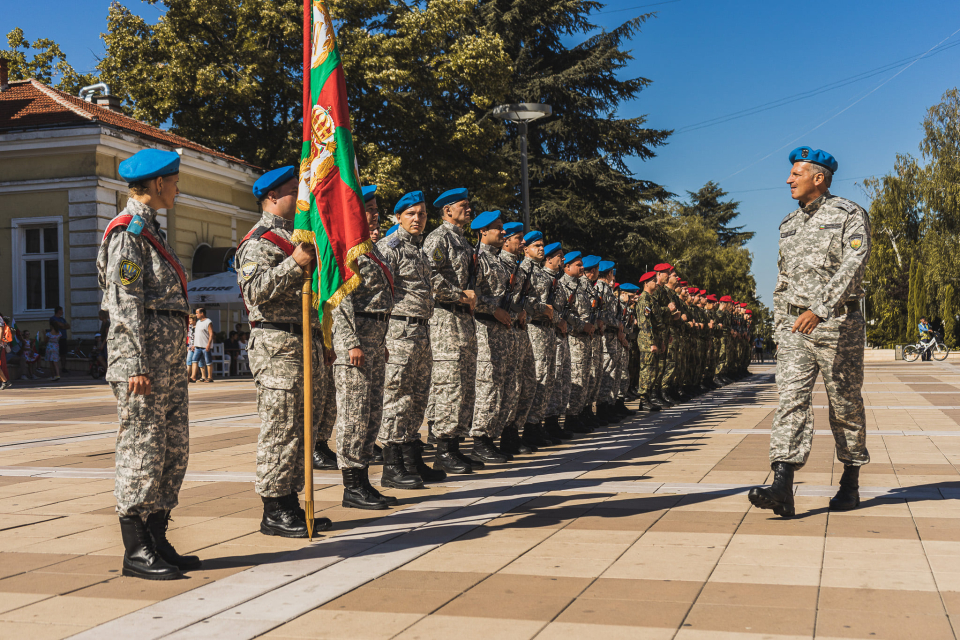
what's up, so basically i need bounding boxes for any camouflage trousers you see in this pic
[525,322,557,425]
[598,330,622,406]
[249,327,329,498]
[380,319,432,445]
[716,334,730,376]
[618,339,631,398]
[547,332,571,418]
[333,318,388,469]
[316,362,337,442]
[426,309,477,438]
[509,327,538,430]
[566,332,593,415]
[111,314,188,517]
[771,314,869,468]
[652,333,668,392]
[636,346,657,396]
[471,319,513,437]
[587,331,604,404]
[495,326,523,437]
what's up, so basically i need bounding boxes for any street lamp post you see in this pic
[493,103,552,232]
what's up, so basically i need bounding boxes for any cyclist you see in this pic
[918,318,933,361]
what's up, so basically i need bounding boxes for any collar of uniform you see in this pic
[521,255,540,270]
[544,266,559,276]
[479,242,499,256]
[442,220,465,236]
[561,273,579,286]
[126,198,157,225]
[260,212,294,231]
[500,249,521,265]
[396,226,421,246]
[801,190,831,215]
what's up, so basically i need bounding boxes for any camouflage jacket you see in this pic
[585,280,603,326]
[651,285,672,337]
[331,243,395,352]
[499,248,525,320]
[519,256,553,322]
[236,212,314,326]
[636,290,659,349]
[380,226,433,319]
[97,199,189,380]
[422,220,474,305]
[595,280,620,328]
[774,191,871,330]
[544,267,567,327]
[474,243,509,317]
[562,273,594,333]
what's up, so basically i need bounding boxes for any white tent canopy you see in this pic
[187,271,244,308]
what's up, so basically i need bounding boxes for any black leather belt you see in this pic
[146,309,186,318]
[258,322,305,334]
[532,319,553,328]
[355,312,390,322]
[391,315,428,326]
[435,301,473,315]
[475,312,504,324]
[787,302,859,317]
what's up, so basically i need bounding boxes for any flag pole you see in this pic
[301,0,315,541]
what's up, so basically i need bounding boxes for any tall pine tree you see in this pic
[678,181,754,247]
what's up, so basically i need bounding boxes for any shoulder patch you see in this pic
[240,261,258,280]
[126,214,146,236]
[119,260,142,286]
[432,247,444,263]
[849,234,864,250]
[388,235,402,249]
[780,211,798,227]
[832,198,861,214]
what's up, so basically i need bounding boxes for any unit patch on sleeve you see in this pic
[849,234,863,250]
[119,260,142,286]
[432,247,444,263]
[240,261,259,280]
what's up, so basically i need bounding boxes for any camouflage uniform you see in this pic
[99,199,190,518]
[563,273,593,415]
[662,286,684,393]
[237,212,332,498]
[497,249,527,436]
[331,245,394,468]
[516,255,555,427]
[635,289,659,397]
[585,282,604,405]
[771,191,871,468]
[596,280,622,408]
[545,267,573,419]
[422,221,477,439]
[378,227,434,445]
[650,285,672,395]
[471,243,513,437]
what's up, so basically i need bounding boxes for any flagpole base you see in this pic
[305,500,315,540]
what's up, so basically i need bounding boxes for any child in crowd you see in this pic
[21,337,39,380]
[44,323,62,381]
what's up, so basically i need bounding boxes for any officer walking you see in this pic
[236,166,334,538]
[98,149,200,579]
[749,147,871,517]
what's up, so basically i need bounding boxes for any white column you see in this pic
[67,184,118,337]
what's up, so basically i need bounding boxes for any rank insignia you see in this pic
[119,260,142,286]
[432,247,444,263]
[849,235,863,250]
[126,214,145,236]
[240,261,258,280]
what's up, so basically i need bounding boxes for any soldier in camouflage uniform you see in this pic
[378,191,435,469]
[237,166,334,539]
[618,285,640,408]
[595,261,624,422]
[581,256,606,426]
[99,150,199,580]
[499,223,534,450]
[651,264,677,406]
[561,252,596,433]
[635,272,662,411]
[422,188,478,474]
[750,146,871,518]
[542,243,573,439]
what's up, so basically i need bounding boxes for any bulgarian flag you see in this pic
[293,0,372,346]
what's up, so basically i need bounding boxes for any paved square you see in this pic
[2,360,960,639]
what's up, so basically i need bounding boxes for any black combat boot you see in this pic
[748,462,796,517]
[402,441,447,483]
[471,436,508,463]
[599,403,619,424]
[579,406,600,429]
[522,422,550,448]
[342,467,392,510]
[380,444,424,490]
[260,495,309,537]
[145,510,201,571]
[491,434,514,461]
[500,425,527,455]
[615,398,635,417]
[119,515,181,580]
[645,394,663,412]
[452,436,484,469]
[312,440,338,470]
[829,465,861,511]
[588,405,609,426]
[283,493,333,532]
[545,415,572,440]
[371,443,384,463]
[656,390,674,407]
[433,437,473,474]
[537,421,561,445]
[663,390,681,405]
[565,413,590,434]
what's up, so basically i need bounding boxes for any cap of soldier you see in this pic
[563,250,583,265]
[789,146,838,173]
[503,222,524,238]
[740,302,749,307]
[470,210,501,230]
[719,295,732,302]
[433,188,468,208]
[706,294,717,302]
[523,230,543,244]
[699,289,706,295]
[620,283,640,292]
[687,287,698,294]
[544,241,562,257]
[394,190,425,215]
[639,271,656,283]
[385,223,399,237]
[653,263,673,272]
[362,185,378,203]
[679,280,687,285]
[252,165,297,199]
[582,255,601,269]
[598,260,615,274]
[120,149,181,184]
[745,309,753,314]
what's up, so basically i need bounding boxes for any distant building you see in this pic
[0,66,261,339]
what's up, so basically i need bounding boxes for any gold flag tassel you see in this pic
[302,275,315,540]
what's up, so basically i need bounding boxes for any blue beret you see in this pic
[582,255,601,269]
[394,191,425,215]
[789,146,838,174]
[503,222,524,238]
[433,188,469,208]
[544,241,562,257]
[563,251,582,265]
[385,223,399,237]
[523,230,543,244]
[253,166,297,199]
[362,185,377,203]
[120,149,181,184]
[620,283,640,292]
[598,260,615,273]
[471,210,501,230]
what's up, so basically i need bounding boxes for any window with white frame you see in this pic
[12,217,64,317]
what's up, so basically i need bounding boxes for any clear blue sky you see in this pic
[7,0,960,304]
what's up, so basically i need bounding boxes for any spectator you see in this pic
[0,314,11,389]
[754,336,764,363]
[190,308,215,383]
[21,336,39,380]
[186,314,197,377]
[44,321,62,381]
[49,306,71,343]
[224,331,241,376]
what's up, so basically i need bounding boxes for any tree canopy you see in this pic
[3,27,96,93]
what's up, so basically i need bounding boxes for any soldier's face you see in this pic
[399,203,427,235]
[656,272,668,285]
[668,272,679,286]
[787,162,825,204]
[525,239,545,260]
[266,178,299,220]
[545,252,563,270]
[365,197,380,229]
[564,260,584,277]
[644,280,656,293]
[445,200,472,227]
[480,219,504,247]
[585,267,599,282]
[503,233,523,254]
[155,173,181,211]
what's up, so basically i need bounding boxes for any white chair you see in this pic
[237,348,250,375]
[210,343,231,377]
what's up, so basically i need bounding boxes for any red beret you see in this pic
[706,295,717,302]
[745,310,753,314]
[699,289,706,295]
[653,263,673,272]
[687,287,698,294]
[679,280,687,285]
[639,271,656,283]
[740,302,748,307]
[720,295,732,302]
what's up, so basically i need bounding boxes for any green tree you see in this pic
[2,27,97,94]
[677,181,754,247]
[942,284,956,348]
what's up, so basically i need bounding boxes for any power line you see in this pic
[595,0,681,15]
[727,175,871,194]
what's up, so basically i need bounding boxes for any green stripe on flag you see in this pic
[310,47,341,104]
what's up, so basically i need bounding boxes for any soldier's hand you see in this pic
[292,242,316,269]
[650,345,659,353]
[460,290,478,310]
[349,347,364,367]
[681,314,688,321]
[385,347,389,362]
[597,320,605,332]
[323,348,336,367]
[129,375,151,396]
[792,310,822,335]
[584,323,595,335]
[518,310,527,325]
[668,302,676,312]
[544,305,554,320]
[494,308,512,326]
[558,319,568,334]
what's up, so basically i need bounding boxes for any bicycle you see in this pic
[903,332,950,362]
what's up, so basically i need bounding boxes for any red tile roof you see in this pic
[0,79,255,168]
